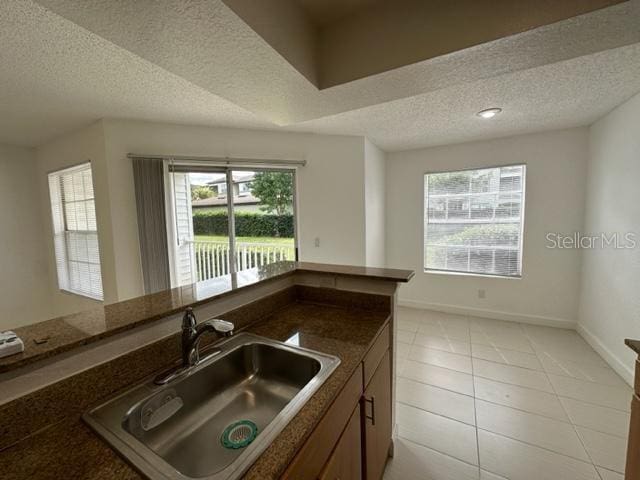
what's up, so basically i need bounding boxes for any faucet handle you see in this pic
[210,319,234,337]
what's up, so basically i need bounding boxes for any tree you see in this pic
[191,185,214,201]
[249,172,293,215]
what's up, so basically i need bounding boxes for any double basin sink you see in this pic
[83,333,340,480]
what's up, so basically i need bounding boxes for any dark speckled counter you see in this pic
[0,301,391,480]
[0,261,411,373]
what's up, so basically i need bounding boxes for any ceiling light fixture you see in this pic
[476,107,502,119]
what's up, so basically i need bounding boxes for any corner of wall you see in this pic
[364,138,387,268]
[35,121,118,312]
[575,91,640,386]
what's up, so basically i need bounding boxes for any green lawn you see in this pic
[194,235,294,246]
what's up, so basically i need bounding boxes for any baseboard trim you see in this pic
[398,298,577,329]
[576,323,634,386]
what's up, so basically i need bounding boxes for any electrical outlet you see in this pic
[478,289,486,299]
[314,237,320,248]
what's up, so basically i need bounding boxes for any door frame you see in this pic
[229,166,300,264]
[166,163,299,286]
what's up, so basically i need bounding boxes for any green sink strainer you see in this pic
[221,420,258,449]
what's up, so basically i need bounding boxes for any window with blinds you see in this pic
[424,165,525,277]
[48,163,103,300]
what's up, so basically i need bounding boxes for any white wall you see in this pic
[0,144,51,328]
[36,122,118,314]
[101,119,369,300]
[387,128,588,326]
[578,92,640,383]
[364,139,386,268]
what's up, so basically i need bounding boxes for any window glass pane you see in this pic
[427,197,447,220]
[470,194,497,220]
[446,196,469,220]
[48,163,103,300]
[173,169,298,286]
[232,170,296,273]
[187,171,229,283]
[424,165,525,277]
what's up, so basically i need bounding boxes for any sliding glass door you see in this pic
[167,165,297,287]
[231,169,296,272]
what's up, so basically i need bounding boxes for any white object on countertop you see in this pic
[0,331,24,358]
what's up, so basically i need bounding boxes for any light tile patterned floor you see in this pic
[384,307,632,480]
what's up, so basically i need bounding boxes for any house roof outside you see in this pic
[192,172,259,207]
[206,172,255,186]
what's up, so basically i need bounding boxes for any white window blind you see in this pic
[424,165,525,277]
[48,163,103,300]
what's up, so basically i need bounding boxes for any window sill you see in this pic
[424,269,521,280]
[59,289,104,302]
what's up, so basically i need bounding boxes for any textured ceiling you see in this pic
[225,0,628,89]
[0,1,271,147]
[32,0,640,123]
[0,0,639,151]
[291,43,640,151]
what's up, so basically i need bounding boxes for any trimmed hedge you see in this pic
[193,212,294,238]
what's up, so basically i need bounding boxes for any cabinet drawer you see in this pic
[635,359,639,395]
[283,364,363,480]
[363,324,390,388]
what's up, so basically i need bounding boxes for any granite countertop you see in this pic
[626,339,640,355]
[0,301,391,480]
[1,261,411,373]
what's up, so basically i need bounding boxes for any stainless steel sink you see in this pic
[83,333,340,480]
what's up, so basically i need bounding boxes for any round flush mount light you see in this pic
[476,107,502,119]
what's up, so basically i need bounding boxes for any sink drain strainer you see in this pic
[221,420,258,449]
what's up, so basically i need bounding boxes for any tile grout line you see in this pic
[400,340,633,413]
[475,424,601,464]
[401,309,628,479]
[406,327,541,355]
[521,322,606,480]
[398,320,483,474]
[396,399,476,428]
[397,372,473,396]
[465,315,483,479]
[400,396,607,473]
[402,326,626,385]
[394,435,483,471]
[403,354,554,396]
[399,371,632,432]
[403,325,626,380]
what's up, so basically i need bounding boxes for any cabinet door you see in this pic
[319,405,362,480]
[362,350,392,480]
[283,366,363,480]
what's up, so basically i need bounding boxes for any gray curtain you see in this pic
[132,158,171,294]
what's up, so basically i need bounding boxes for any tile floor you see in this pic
[384,307,632,480]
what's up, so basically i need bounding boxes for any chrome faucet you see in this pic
[181,307,234,367]
[155,307,234,385]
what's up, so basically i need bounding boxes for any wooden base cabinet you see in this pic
[319,406,362,480]
[362,350,392,480]
[284,325,393,480]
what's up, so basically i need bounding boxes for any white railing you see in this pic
[188,240,295,281]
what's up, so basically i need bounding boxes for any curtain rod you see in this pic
[126,153,306,167]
